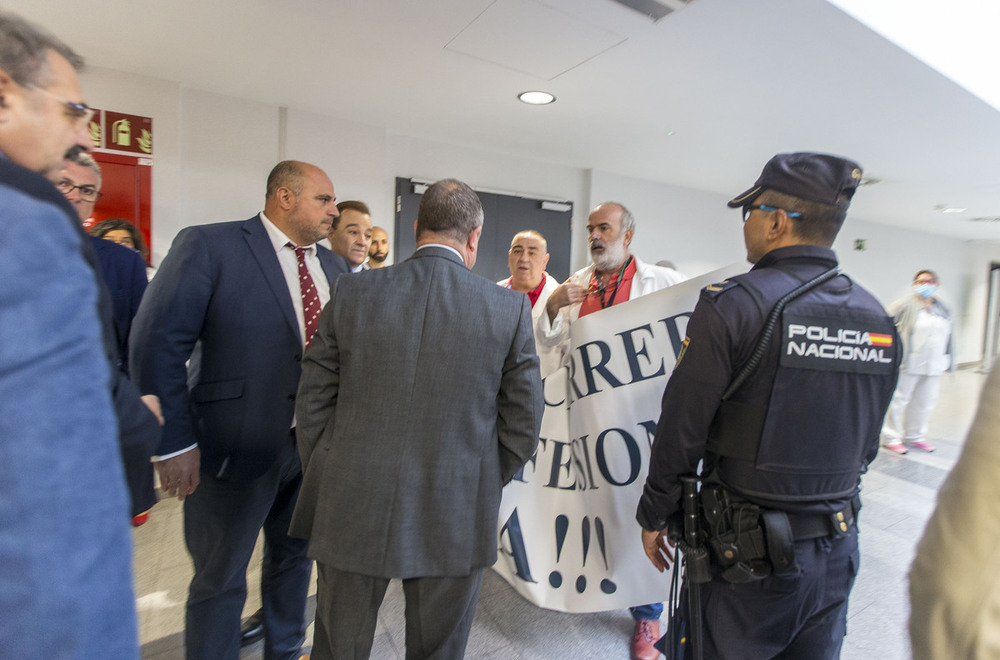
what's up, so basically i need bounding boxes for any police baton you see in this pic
[679,475,711,660]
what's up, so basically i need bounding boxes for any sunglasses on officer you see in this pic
[742,204,803,223]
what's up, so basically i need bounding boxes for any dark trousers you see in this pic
[183,439,311,660]
[696,526,859,660]
[312,563,484,660]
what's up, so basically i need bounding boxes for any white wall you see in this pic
[178,88,280,231]
[285,110,389,231]
[80,65,996,365]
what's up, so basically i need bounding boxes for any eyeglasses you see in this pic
[742,204,802,223]
[26,84,95,125]
[55,178,102,201]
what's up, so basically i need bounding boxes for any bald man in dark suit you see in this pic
[131,161,349,660]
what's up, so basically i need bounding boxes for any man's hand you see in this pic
[642,527,676,573]
[155,448,201,501]
[546,280,587,323]
[141,394,164,426]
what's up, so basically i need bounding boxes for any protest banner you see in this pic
[495,264,745,612]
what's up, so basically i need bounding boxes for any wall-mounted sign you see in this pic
[88,109,153,155]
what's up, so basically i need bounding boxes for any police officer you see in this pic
[636,152,900,659]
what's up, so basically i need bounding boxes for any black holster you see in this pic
[700,485,770,583]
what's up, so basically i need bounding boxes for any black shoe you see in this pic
[240,608,265,647]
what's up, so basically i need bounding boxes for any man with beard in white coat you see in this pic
[535,201,686,660]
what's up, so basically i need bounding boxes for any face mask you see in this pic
[913,283,936,299]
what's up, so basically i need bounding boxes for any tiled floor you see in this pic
[135,368,990,659]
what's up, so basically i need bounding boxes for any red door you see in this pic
[86,153,153,264]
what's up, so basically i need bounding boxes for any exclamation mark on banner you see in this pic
[578,517,590,592]
[594,517,617,594]
[549,514,569,588]
[548,515,617,594]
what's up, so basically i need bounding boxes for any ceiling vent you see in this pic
[605,0,694,22]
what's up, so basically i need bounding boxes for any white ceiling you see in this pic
[13,0,1000,239]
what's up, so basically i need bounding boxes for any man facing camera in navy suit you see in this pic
[131,160,350,660]
[59,150,148,370]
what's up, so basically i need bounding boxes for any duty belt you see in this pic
[701,486,859,582]
[786,506,856,541]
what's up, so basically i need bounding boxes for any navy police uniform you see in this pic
[637,153,900,659]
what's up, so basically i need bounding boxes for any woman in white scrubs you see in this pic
[882,270,954,454]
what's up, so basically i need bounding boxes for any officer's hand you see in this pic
[642,528,675,572]
[546,281,587,323]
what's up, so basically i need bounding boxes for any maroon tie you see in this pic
[291,244,321,349]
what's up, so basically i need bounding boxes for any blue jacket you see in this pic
[0,155,138,658]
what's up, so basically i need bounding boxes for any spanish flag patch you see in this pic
[867,333,893,347]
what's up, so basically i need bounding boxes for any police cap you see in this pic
[728,152,863,208]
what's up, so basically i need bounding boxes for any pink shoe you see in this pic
[911,440,936,452]
[883,443,908,455]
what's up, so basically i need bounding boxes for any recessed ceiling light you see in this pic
[518,91,555,105]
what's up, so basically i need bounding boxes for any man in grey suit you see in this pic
[131,160,349,660]
[291,178,544,659]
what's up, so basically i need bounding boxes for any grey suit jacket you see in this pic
[290,245,543,578]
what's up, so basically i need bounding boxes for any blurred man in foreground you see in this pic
[0,10,138,658]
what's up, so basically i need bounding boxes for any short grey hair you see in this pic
[0,11,83,87]
[67,148,101,189]
[598,201,635,233]
[415,179,484,243]
[266,160,305,199]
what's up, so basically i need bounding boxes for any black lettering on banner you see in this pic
[595,428,641,487]
[781,313,896,374]
[616,324,666,384]
[547,514,618,595]
[544,440,576,490]
[572,435,597,491]
[637,419,658,449]
[511,436,546,483]
[572,340,623,399]
[568,313,692,404]
[498,508,537,584]
[524,421,656,490]
[542,369,566,408]
[659,312,692,359]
